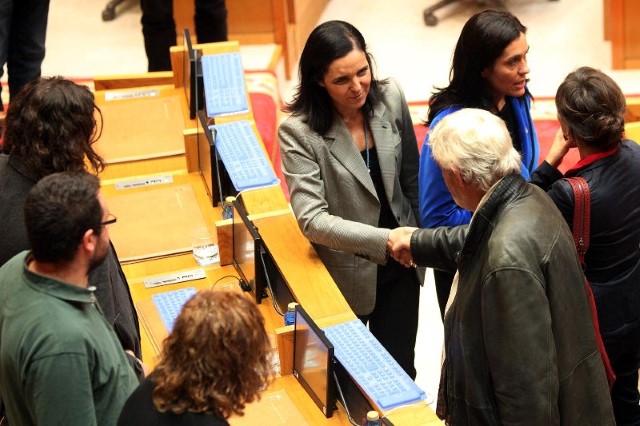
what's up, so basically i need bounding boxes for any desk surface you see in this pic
[120,258,353,425]
[97,66,441,423]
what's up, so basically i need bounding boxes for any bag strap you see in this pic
[564,177,590,265]
[563,176,616,389]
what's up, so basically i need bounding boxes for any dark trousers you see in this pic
[434,269,454,320]
[605,323,640,425]
[140,0,227,72]
[0,0,50,108]
[359,259,420,379]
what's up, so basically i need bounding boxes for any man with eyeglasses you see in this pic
[0,76,143,385]
[0,172,139,425]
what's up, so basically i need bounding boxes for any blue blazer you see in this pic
[418,95,539,227]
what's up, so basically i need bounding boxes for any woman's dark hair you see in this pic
[428,10,527,123]
[153,290,273,418]
[555,66,625,151]
[2,76,104,179]
[24,172,103,264]
[285,20,387,135]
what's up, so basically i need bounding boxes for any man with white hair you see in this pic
[392,108,614,425]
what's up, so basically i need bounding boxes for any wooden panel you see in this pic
[99,155,187,181]
[604,0,611,41]
[228,0,276,33]
[94,72,174,91]
[291,0,328,55]
[253,213,353,320]
[610,0,624,68]
[609,0,640,69]
[624,9,640,60]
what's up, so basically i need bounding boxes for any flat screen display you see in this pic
[232,199,264,303]
[196,110,236,207]
[293,305,335,418]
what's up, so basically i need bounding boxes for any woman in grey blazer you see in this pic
[278,20,423,378]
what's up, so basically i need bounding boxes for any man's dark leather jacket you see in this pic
[411,174,614,425]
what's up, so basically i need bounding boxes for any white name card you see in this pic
[144,269,206,288]
[105,89,160,101]
[115,175,173,190]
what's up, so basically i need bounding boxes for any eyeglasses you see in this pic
[101,213,117,226]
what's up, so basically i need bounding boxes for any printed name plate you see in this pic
[144,269,206,288]
[115,175,173,190]
[105,89,160,101]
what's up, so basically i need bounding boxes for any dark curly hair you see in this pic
[152,290,273,418]
[555,66,625,151]
[2,76,104,178]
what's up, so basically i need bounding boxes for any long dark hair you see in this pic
[285,20,387,135]
[2,76,104,179]
[428,10,527,123]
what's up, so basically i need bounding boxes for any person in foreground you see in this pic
[118,290,273,426]
[0,76,143,373]
[0,172,139,425]
[418,10,539,318]
[278,20,423,378]
[392,108,614,425]
[530,66,640,425]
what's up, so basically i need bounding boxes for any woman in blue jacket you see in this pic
[419,10,539,316]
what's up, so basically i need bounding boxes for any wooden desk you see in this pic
[252,212,354,321]
[94,60,440,425]
[94,85,192,180]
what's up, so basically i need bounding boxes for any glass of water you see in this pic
[192,227,219,266]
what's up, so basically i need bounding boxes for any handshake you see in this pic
[386,227,419,268]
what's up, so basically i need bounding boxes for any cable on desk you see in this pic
[210,275,241,291]
[259,249,284,316]
[333,369,360,426]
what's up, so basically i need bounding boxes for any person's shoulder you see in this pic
[379,77,403,99]
[622,138,640,154]
[0,250,28,270]
[278,114,316,141]
[280,113,308,130]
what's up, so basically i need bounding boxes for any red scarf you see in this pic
[564,144,620,176]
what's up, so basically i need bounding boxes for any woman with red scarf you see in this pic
[531,66,640,426]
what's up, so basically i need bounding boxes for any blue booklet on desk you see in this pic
[201,52,249,117]
[212,120,279,191]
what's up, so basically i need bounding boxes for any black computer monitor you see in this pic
[293,305,336,418]
[196,110,236,207]
[232,199,266,303]
[183,28,204,120]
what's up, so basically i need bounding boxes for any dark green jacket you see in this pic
[0,252,138,425]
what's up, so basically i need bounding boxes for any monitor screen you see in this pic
[232,199,265,303]
[196,110,236,207]
[293,305,336,418]
[183,28,203,120]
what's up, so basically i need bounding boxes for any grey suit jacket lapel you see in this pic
[370,102,395,206]
[325,118,377,198]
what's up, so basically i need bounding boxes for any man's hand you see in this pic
[388,227,417,267]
